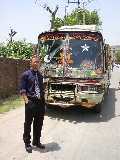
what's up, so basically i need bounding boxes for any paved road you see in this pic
[0,66,120,160]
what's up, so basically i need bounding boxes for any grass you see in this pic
[0,96,24,114]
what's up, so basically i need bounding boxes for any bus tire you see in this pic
[46,104,51,108]
[94,103,102,113]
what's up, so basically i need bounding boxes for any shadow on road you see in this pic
[45,88,117,124]
[33,142,61,153]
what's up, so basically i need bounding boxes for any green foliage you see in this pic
[114,50,120,62]
[54,17,64,28]
[90,10,102,25]
[54,8,102,28]
[0,96,24,114]
[40,48,48,61]
[0,39,34,59]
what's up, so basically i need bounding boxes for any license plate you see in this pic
[59,101,67,104]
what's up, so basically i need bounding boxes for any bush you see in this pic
[0,39,35,59]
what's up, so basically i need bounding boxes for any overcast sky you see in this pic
[0,0,120,45]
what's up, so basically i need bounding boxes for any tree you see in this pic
[54,8,102,28]
[114,50,120,62]
[0,39,34,59]
[35,0,59,29]
[9,29,17,43]
[46,5,59,29]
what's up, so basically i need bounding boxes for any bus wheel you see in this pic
[94,103,102,113]
[46,104,52,108]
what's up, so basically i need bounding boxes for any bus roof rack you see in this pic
[56,25,100,32]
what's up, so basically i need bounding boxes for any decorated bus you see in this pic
[37,25,111,113]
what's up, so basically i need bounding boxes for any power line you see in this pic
[86,1,120,44]
[95,1,120,44]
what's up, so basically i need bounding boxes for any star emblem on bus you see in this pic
[81,43,90,52]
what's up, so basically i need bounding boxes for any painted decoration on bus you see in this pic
[39,32,103,78]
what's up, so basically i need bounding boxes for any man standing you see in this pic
[20,55,45,153]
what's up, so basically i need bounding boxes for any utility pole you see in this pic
[66,0,81,25]
[82,1,85,25]
[66,0,94,25]
[82,0,94,25]
[67,0,80,8]
[9,28,17,43]
[64,3,68,25]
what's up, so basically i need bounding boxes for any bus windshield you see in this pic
[39,32,103,78]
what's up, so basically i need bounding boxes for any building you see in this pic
[110,45,120,54]
[110,45,120,60]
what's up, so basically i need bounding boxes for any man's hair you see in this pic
[30,55,40,62]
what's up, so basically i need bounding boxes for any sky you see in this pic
[0,0,120,46]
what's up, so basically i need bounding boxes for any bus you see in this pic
[37,25,111,113]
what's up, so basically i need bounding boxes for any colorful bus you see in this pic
[37,25,111,113]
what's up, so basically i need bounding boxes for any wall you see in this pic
[0,57,30,98]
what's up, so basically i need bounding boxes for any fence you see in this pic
[0,57,30,98]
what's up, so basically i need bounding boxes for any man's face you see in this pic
[30,57,40,71]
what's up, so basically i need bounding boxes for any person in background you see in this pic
[111,60,114,71]
[118,78,120,90]
[20,55,45,153]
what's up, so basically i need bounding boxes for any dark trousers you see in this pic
[23,97,45,145]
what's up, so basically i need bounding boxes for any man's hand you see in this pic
[21,93,28,104]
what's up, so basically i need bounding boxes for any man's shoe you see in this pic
[32,141,45,149]
[25,144,32,153]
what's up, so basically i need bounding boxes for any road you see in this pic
[0,66,120,160]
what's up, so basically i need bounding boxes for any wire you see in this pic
[86,1,120,44]
[95,1,120,44]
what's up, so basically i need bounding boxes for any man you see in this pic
[20,55,45,153]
